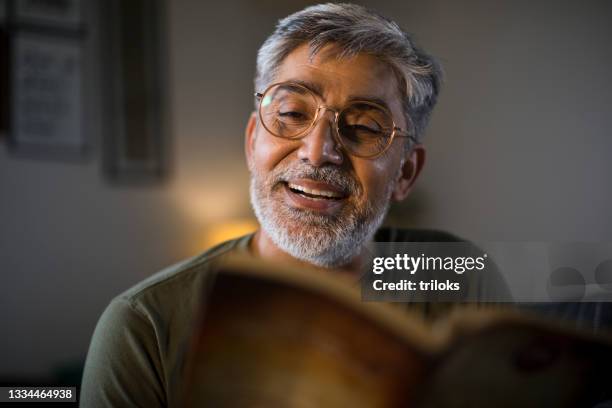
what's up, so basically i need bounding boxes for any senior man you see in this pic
[81,3,482,406]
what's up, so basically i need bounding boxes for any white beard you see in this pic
[249,162,395,268]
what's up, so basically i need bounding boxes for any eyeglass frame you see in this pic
[254,81,418,159]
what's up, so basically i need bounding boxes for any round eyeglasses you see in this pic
[255,82,417,159]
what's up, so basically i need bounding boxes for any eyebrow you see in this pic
[286,79,325,98]
[284,78,393,111]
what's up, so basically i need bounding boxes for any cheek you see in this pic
[250,131,298,171]
[353,158,400,201]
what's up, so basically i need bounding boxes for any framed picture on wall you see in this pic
[8,31,86,157]
[0,0,6,23]
[14,0,82,29]
[0,0,7,139]
[103,0,168,183]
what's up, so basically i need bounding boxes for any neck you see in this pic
[248,229,368,278]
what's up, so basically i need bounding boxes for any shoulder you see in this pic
[81,234,254,407]
[115,234,253,314]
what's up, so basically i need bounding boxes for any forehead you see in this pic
[273,43,403,110]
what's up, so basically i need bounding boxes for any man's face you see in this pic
[246,43,423,267]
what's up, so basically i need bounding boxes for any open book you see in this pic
[181,256,612,407]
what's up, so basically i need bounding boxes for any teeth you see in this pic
[288,183,343,198]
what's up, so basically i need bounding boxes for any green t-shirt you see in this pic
[80,229,507,407]
[80,235,254,407]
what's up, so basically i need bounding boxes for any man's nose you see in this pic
[296,109,343,166]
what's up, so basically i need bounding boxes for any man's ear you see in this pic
[391,144,426,202]
[244,112,257,169]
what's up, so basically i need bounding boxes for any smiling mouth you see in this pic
[277,177,351,213]
[286,182,345,200]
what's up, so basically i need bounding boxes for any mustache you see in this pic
[270,163,361,196]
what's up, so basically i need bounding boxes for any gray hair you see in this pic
[255,3,443,144]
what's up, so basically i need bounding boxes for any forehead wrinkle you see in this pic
[275,44,404,121]
[277,78,399,114]
[278,44,390,86]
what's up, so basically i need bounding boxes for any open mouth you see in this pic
[279,178,349,213]
[286,182,345,200]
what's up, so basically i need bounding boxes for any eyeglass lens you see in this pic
[260,83,395,157]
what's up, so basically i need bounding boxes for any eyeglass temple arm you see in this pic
[394,127,419,144]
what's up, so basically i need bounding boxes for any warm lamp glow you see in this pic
[176,185,245,224]
[202,219,259,250]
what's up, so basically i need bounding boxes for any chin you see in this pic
[250,174,389,267]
